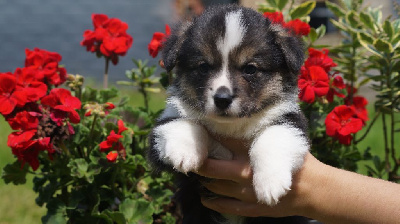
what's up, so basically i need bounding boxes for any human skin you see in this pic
[196,137,400,224]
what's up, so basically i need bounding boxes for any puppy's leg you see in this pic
[151,120,209,173]
[250,125,308,205]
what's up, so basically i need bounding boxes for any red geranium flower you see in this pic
[13,67,48,102]
[41,88,81,124]
[148,24,171,58]
[81,14,133,65]
[327,75,346,102]
[298,66,330,103]
[305,48,337,72]
[8,133,53,171]
[117,119,128,135]
[99,130,123,152]
[25,48,67,86]
[106,151,118,163]
[7,111,40,131]
[0,73,28,115]
[263,11,285,24]
[99,119,128,161]
[284,19,310,36]
[325,105,363,145]
[264,12,310,36]
[346,96,369,123]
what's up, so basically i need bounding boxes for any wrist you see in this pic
[289,152,328,218]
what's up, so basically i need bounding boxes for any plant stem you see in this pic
[88,114,98,156]
[140,83,149,113]
[104,57,110,89]
[354,110,381,144]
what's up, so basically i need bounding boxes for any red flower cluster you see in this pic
[148,24,170,58]
[325,105,363,145]
[99,120,128,162]
[25,48,67,86]
[1,48,81,170]
[263,12,310,36]
[298,48,340,103]
[297,48,368,145]
[81,14,133,65]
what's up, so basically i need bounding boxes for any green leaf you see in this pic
[66,190,85,209]
[120,198,154,224]
[258,5,278,13]
[1,160,29,185]
[345,10,359,28]
[68,158,101,183]
[162,213,177,224]
[357,32,384,58]
[330,19,348,32]
[102,210,126,224]
[374,39,393,53]
[290,1,316,19]
[368,6,382,25]
[276,0,289,11]
[357,31,374,45]
[99,87,119,103]
[265,0,277,7]
[82,87,98,102]
[309,28,318,43]
[42,199,67,224]
[392,61,400,72]
[325,1,346,18]
[383,20,394,40]
[359,11,375,31]
[316,24,326,39]
[392,19,400,33]
[117,96,130,107]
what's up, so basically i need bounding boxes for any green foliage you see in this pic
[1,161,29,185]
[289,1,316,19]
[326,0,400,180]
[1,58,178,223]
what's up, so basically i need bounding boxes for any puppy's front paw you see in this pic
[153,120,209,174]
[253,170,292,205]
[164,138,206,173]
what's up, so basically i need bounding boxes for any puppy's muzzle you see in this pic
[213,86,233,110]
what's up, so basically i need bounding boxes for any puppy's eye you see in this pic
[243,64,257,75]
[199,63,210,74]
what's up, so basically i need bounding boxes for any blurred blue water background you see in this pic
[0,0,174,83]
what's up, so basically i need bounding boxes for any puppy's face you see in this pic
[163,6,304,122]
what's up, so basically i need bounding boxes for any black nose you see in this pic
[213,87,233,110]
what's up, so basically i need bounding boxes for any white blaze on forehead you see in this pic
[212,10,246,91]
[206,10,246,115]
[218,10,246,58]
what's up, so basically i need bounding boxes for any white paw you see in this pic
[253,170,292,205]
[163,138,206,173]
[153,120,209,174]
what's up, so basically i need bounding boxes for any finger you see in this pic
[203,179,257,202]
[196,158,252,182]
[201,197,273,217]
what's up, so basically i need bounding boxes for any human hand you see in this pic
[196,136,315,218]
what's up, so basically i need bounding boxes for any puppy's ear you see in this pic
[272,25,305,74]
[162,22,191,72]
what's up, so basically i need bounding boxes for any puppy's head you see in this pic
[163,5,304,121]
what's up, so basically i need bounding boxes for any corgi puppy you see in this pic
[149,4,309,224]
